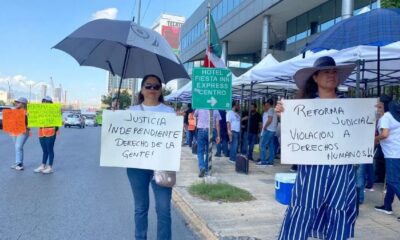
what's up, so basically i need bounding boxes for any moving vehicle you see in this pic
[84,115,96,126]
[64,114,85,128]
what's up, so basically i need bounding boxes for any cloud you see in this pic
[92,8,118,20]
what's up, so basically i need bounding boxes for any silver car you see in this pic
[64,114,85,128]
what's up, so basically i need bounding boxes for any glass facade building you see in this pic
[286,0,378,45]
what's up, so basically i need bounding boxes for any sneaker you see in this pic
[255,162,268,167]
[198,169,206,178]
[41,166,53,174]
[374,205,393,215]
[15,164,24,171]
[10,164,18,169]
[34,165,46,173]
[214,154,221,157]
[227,159,235,164]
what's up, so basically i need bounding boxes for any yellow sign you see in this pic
[27,103,62,127]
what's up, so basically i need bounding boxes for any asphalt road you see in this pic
[0,126,199,240]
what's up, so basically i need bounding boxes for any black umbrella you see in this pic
[54,19,189,102]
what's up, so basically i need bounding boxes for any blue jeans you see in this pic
[241,131,248,155]
[12,132,29,165]
[197,129,209,171]
[260,130,276,164]
[229,131,239,161]
[184,126,189,145]
[188,130,196,147]
[356,164,365,204]
[365,163,374,188]
[384,158,400,209]
[39,135,56,166]
[127,168,172,240]
[246,133,257,160]
[216,135,229,156]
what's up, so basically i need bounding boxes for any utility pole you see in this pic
[131,0,142,105]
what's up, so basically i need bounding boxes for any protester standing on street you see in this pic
[374,99,400,222]
[373,95,392,183]
[34,96,58,174]
[277,56,358,240]
[257,99,278,166]
[183,103,194,146]
[215,110,229,157]
[127,74,174,240]
[10,97,29,171]
[227,101,241,163]
[245,103,262,161]
[194,109,221,177]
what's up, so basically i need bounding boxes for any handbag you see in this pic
[154,170,176,188]
[139,104,176,188]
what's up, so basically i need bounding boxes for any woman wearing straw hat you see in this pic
[276,56,358,240]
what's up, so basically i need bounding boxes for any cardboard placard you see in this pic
[27,103,62,127]
[3,109,26,136]
[100,110,183,171]
[281,98,377,165]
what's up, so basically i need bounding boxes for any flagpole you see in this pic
[207,3,213,176]
[207,3,211,68]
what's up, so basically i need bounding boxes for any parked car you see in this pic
[0,106,13,129]
[64,114,85,128]
[84,115,96,126]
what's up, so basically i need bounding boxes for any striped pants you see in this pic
[278,165,357,240]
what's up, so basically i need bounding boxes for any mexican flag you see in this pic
[203,15,226,68]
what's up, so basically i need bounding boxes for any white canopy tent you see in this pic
[250,42,400,92]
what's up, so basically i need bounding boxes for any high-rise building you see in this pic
[54,84,62,102]
[152,13,186,91]
[0,90,8,103]
[40,84,47,99]
[107,72,135,95]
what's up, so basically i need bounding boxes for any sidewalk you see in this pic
[172,146,400,240]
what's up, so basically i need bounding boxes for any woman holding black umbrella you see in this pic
[127,74,175,240]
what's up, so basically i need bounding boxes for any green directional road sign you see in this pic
[192,67,232,110]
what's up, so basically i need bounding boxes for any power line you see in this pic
[141,0,152,24]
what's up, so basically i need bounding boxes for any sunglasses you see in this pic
[143,84,161,90]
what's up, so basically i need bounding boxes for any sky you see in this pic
[0,0,203,106]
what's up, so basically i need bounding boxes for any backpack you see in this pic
[188,112,196,131]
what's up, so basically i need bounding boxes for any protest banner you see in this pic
[281,98,377,165]
[27,103,62,127]
[100,110,183,171]
[2,109,26,136]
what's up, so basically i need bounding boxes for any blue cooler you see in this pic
[275,173,297,205]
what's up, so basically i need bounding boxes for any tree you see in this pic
[381,0,400,8]
[101,90,132,109]
[0,100,6,106]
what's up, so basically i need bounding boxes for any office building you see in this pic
[152,13,187,90]
[107,72,135,95]
[180,0,379,76]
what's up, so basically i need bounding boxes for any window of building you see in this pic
[222,0,228,17]
[296,13,309,41]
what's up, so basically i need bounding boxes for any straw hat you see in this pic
[293,56,356,89]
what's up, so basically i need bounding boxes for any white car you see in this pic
[84,116,96,126]
[64,114,85,128]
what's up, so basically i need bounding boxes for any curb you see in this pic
[172,188,219,240]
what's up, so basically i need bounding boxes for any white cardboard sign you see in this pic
[100,110,183,171]
[281,98,377,165]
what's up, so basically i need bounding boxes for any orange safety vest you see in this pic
[38,127,56,137]
[188,113,196,131]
